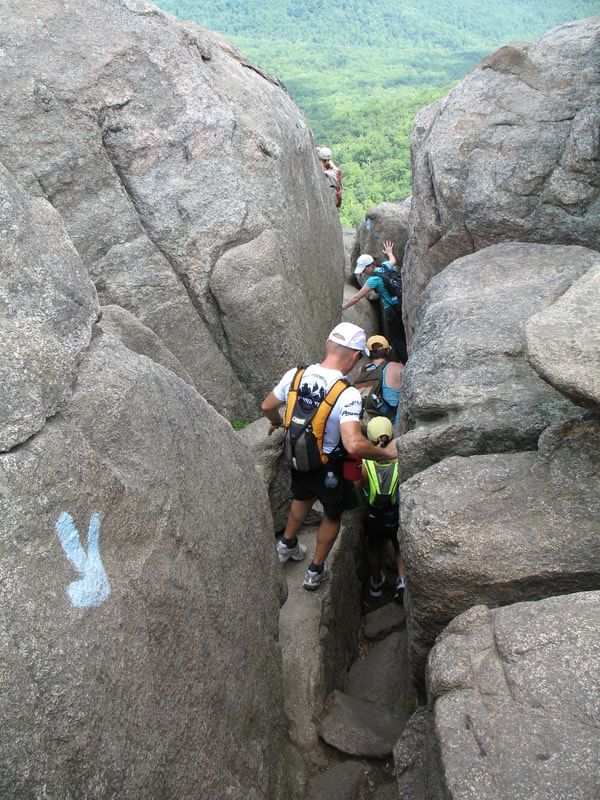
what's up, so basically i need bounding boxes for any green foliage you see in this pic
[154,0,600,225]
[231,419,250,431]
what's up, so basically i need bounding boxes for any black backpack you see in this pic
[353,361,394,431]
[377,265,403,299]
[283,368,349,472]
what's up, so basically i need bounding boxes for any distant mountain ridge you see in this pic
[154,1,600,224]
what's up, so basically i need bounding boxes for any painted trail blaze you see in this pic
[55,512,111,608]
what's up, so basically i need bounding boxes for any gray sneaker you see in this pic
[303,563,329,591]
[369,572,385,598]
[276,538,307,563]
[394,577,406,603]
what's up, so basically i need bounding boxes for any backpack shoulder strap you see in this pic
[283,367,306,429]
[355,361,386,411]
[381,361,389,389]
[311,378,349,465]
[354,360,378,383]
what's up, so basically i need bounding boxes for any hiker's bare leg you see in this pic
[282,498,314,543]
[312,514,341,565]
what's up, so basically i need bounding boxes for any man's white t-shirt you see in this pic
[273,364,362,454]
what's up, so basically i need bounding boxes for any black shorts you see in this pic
[365,505,399,550]
[291,462,358,521]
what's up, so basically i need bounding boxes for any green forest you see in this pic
[154,0,600,225]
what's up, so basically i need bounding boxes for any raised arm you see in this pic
[382,240,397,267]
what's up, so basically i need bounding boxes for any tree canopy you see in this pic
[154,0,600,225]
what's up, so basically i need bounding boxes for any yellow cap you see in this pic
[366,335,390,355]
[366,416,393,444]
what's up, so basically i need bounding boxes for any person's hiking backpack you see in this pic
[283,367,348,472]
[353,361,393,430]
[363,458,399,540]
[378,264,403,299]
[363,458,399,508]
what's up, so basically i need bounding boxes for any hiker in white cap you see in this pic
[261,322,397,591]
[317,146,343,208]
[343,240,408,362]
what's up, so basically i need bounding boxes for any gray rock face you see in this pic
[320,690,406,758]
[346,632,412,715]
[0,328,285,798]
[1,131,287,797]
[342,282,381,337]
[96,304,194,384]
[401,417,600,689]
[394,707,443,800]
[342,227,357,280]
[373,784,399,800]
[307,761,372,800]
[526,264,600,409]
[279,519,363,763]
[398,243,595,481]
[351,198,412,274]
[238,419,291,532]
[403,17,600,339]
[0,0,345,418]
[0,165,98,451]
[427,594,600,800]
[363,602,406,641]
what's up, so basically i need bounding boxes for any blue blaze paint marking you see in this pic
[55,512,110,608]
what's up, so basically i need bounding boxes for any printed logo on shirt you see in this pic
[297,377,327,413]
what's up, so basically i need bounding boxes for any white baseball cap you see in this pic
[354,254,374,275]
[327,322,368,354]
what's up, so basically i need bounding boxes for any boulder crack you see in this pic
[464,713,488,758]
[95,112,218,339]
[204,227,265,370]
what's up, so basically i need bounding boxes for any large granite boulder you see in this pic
[527,263,600,409]
[319,690,406,758]
[426,593,600,800]
[238,419,291,532]
[350,198,412,277]
[342,282,381,337]
[0,0,345,419]
[398,242,596,481]
[345,632,412,716]
[0,165,285,797]
[401,417,600,689]
[96,303,194,384]
[394,707,442,800]
[307,761,372,800]
[0,164,98,451]
[403,16,600,339]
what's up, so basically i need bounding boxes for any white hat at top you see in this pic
[354,254,375,275]
[327,322,368,354]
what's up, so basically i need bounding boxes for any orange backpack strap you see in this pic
[311,378,350,464]
[283,367,305,429]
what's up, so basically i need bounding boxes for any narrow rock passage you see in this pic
[278,515,415,799]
